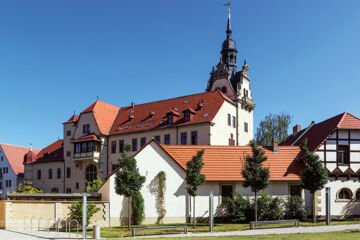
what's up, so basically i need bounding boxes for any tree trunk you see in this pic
[128,196,132,230]
[255,191,258,222]
[312,192,316,223]
[193,196,196,228]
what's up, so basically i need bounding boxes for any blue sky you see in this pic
[1,0,360,149]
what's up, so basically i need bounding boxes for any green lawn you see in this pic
[80,219,360,238]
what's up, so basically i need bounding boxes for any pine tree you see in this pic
[185,150,206,228]
[114,148,146,230]
[242,140,270,222]
[300,139,328,223]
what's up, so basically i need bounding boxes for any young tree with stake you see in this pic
[185,150,206,228]
[114,144,146,230]
[300,139,328,223]
[242,140,270,222]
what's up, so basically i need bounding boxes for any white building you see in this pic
[0,143,40,195]
[99,140,302,225]
[281,112,360,216]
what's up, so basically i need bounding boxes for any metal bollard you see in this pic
[93,225,100,239]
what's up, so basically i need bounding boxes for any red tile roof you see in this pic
[160,144,302,181]
[81,100,120,135]
[0,144,40,175]
[33,139,64,164]
[281,112,360,152]
[72,133,100,143]
[110,91,229,135]
[64,114,79,124]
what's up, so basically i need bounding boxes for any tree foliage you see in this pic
[131,191,145,225]
[185,150,206,197]
[300,139,328,222]
[242,140,270,221]
[185,149,206,227]
[84,176,103,194]
[255,113,292,146]
[114,149,146,229]
[68,201,100,228]
[15,181,43,193]
[284,196,307,220]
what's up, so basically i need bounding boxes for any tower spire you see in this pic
[226,8,232,38]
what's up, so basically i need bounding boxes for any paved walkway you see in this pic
[134,224,360,239]
[1,224,359,239]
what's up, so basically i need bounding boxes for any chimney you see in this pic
[131,102,135,108]
[272,138,278,153]
[293,124,301,134]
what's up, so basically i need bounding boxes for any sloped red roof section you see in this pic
[0,144,40,175]
[110,91,228,135]
[161,144,302,181]
[81,100,120,135]
[33,139,64,164]
[72,133,100,143]
[64,114,79,124]
[281,112,360,152]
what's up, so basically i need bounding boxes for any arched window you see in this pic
[356,189,360,200]
[86,164,97,182]
[221,86,227,94]
[338,188,352,200]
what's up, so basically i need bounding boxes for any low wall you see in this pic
[0,200,109,230]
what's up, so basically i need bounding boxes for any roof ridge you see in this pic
[0,143,40,150]
[336,112,348,128]
[119,91,223,109]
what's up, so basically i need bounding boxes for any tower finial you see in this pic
[226,7,232,38]
[29,143,32,152]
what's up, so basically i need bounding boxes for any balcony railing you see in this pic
[73,151,100,162]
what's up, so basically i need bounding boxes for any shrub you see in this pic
[223,193,252,223]
[15,181,43,193]
[84,176,103,194]
[68,201,100,228]
[284,196,306,220]
[256,191,283,221]
[131,191,145,225]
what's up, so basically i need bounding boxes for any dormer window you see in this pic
[169,115,174,124]
[83,124,90,134]
[184,112,190,122]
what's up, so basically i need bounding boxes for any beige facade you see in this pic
[0,200,109,230]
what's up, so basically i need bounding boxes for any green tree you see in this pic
[255,113,292,146]
[84,176,103,194]
[114,146,146,230]
[15,181,43,193]
[185,150,206,228]
[300,139,328,223]
[131,191,145,225]
[68,201,100,228]
[242,140,270,222]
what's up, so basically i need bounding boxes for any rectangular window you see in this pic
[75,143,81,153]
[66,151,71,157]
[140,137,146,148]
[76,182,79,189]
[0,182,2,190]
[66,188,72,193]
[37,169,41,180]
[184,112,190,122]
[337,145,350,165]
[229,134,235,146]
[1,156,3,161]
[66,130,71,136]
[168,115,173,124]
[88,142,94,152]
[290,185,302,197]
[232,116,236,128]
[81,142,87,153]
[83,124,90,134]
[132,138,138,151]
[191,131,198,145]
[8,180,11,188]
[244,122,248,132]
[164,134,171,145]
[221,185,233,199]
[48,169,53,179]
[181,132,187,145]
[227,114,231,126]
[154,135,161,143]
[66,167,71,179]
[119,140,124,153]
[57,168,61,179]
[111,141,116,153]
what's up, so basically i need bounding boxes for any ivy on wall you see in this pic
[148,171,167,224]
